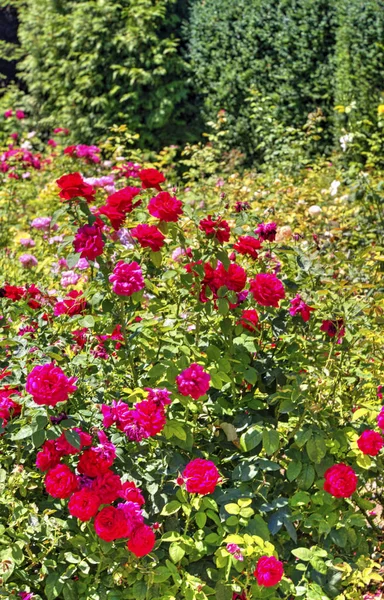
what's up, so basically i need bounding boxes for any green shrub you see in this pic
[15,0,198,147]
[187,0,337,162]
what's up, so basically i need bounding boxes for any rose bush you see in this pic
[0,117,383,600]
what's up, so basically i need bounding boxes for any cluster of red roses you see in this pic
[37,429,155,557]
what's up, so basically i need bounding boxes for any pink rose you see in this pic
[26,363,77,407]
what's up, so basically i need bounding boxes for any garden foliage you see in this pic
[0,113,383,600]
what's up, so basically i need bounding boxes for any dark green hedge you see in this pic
[16,0,199,147]
[187,0,384,161]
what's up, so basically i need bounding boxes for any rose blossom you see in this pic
[35,440,61,471]
[255,222,277,242]
[138,168,165,191]
[44,464,78,498]
[73,223,104,260]
[20,238,35,247]
[233,235,262,259]
[199,215,230,243]
[68,489,100,521]
[56,172,95,203]
[238,308,259,331]
[357,430,384,456]
[92,470,122,504]
[19,254,38,268]
[131,223,165,252]
[254,556,283,587]
[181,458,220,495]
[53,290,86,316]
[119,481,145,506]
[60,270,81,288]
[127,524,156,557]
[176,363,210,400]
[109,261,145,296]
[94,506,130,542]
[26,363,77,407]
[250,273,285,308]
[377,407,384,430]
[323,463,358,498]
[289,294,315,322]
[148,191,183,222]
[31,217,52,230]
[226,543,244,561]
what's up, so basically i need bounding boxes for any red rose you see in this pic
[127,524,155,557]
[254,555,283,587]
[68,489,100,521]
[73,223,104,260]
[54,290,87,317]
[119,481,145,506]
[56,172,95,203]
[94,506,129,542]
[357,430,384,456]
[98,187,142,230]
[131,223,165,252]
[138,168,165,191]
[238,309,259,331]
[77,446,115,478]
[92,470,122,504]
[35,440,61,471]
[97,204,126,230]
[199,216,230,243]
[233,235,262,259]
[213,263,247,293]
[181,458,220,495]
[44,464,78,499]
[249,273,285,307]
[0,285,25,301]
[320,319,345,344]
[148,191,183,222]
[323,463,357,498]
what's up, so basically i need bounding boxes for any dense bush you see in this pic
[14,0,198,147]
[187,0,337,161]
[187,0,384,163]
[0,114,384,599]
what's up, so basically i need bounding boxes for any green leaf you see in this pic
[287,460,302,482]
[240,425,262,451]
[215,582,233,600]
[78,315,95,328]
[296,464,315,490]
[291,547,314,561]
[306,435,326,464]
[153,566,171,583]
[195,512,207,528]
[169,542,185,563]
[32,428,46,448]
[45,572,64,600]
[225,503,240,515]
[64,429,81,450]
[262,429,280,455]
[150,251,162,267]
[11,425,33,440]
[161,501,181,516]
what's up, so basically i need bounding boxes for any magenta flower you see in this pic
[26,363,78,407]
[31,216,52,230]
[176,363,210,400]
[289,294,315,322]
[109,260,145,296]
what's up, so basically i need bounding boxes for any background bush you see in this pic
[14,0,199,148]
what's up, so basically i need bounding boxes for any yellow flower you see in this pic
[377,104,384,115]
